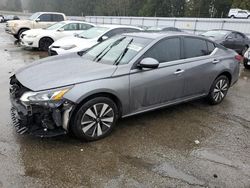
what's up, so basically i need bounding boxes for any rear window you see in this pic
[53,14,64,21]
[184,37,208,58]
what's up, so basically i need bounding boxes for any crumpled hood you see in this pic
[52,36,98,49]
[15,53,117,91]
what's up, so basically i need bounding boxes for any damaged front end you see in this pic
[9,76,75,138]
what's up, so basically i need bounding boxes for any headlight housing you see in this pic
[20,87,72,108]
[61,44,77,50]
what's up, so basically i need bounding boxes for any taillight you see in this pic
[235,55,243,62]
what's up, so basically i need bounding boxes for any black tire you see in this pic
[243,57,250,69]
[39,37,54,51]
[207,75,230,105]
[14,34,19,40]
[71,97,119,141]
[17,28,28,40]
[230,15,235,19]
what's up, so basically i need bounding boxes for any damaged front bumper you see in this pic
[9,77,75,138]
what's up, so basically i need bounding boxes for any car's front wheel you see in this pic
[207,75,230,105]
[17,28,28,40]
[39,37,54,51]
[71,97,119,141]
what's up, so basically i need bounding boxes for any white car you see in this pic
[48,24,142,56]
[20,21,95,51]
[228,8,250,19]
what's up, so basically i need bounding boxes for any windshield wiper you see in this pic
[94,37,126,62]
[114,39,133,65]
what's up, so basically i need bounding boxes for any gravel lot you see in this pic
[0,23,249,188]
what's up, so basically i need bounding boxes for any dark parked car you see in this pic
[146,26,182,32]
[3,15,20,22]
[201,29,250,55]
[10,32,240,141]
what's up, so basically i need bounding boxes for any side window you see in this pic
[79,23,93,30]
[144,38,181,63]
[235,33,244,40]
[52,14,64,22]
[207,41,216,54]
[38,14,52,22]
[62,23,78,31]
[184,37,208,58]
[227,32,236,39]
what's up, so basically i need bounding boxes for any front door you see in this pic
[129,37,186,113]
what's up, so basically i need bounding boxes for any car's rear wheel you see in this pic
[244,57,250,69]
[39,37,54,51]
[71,97,119,141]
[207,75,230,105]
[230,15,235,19]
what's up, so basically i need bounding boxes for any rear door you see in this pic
[181,37,218,97]
[129,37,186,113]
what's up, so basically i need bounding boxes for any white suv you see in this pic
[228,9,250,19]
[5,12,66,39]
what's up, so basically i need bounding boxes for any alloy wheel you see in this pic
[212,79,229,102]
[80,103,114,138]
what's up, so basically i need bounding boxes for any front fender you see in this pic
[64,75,130,116]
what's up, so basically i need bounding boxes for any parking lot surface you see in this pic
[0,23,249,188]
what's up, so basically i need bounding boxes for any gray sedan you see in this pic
[10,32,240,141]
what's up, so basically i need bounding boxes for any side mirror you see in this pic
[139,58,159,69]
[226,36,233,40]
[35,18,40,22]
[98,35,108,42]
[57,28,64,32]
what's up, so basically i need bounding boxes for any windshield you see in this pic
[82,36,151,65]
[46,22,65,30]
[77,27,110,39]
[202,30,229,39]
[28,12,41,20]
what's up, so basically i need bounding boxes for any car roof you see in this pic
[60,20,95,25]
[96,24,141,30]
[208,29,244,34]
[36,12,65,15]
[123,32,195,40]
[148,26,176,29]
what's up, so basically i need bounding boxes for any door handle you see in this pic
[174,69,185,75]
[212,59,220,64]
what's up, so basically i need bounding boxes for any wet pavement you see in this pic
[0,23,249,188]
